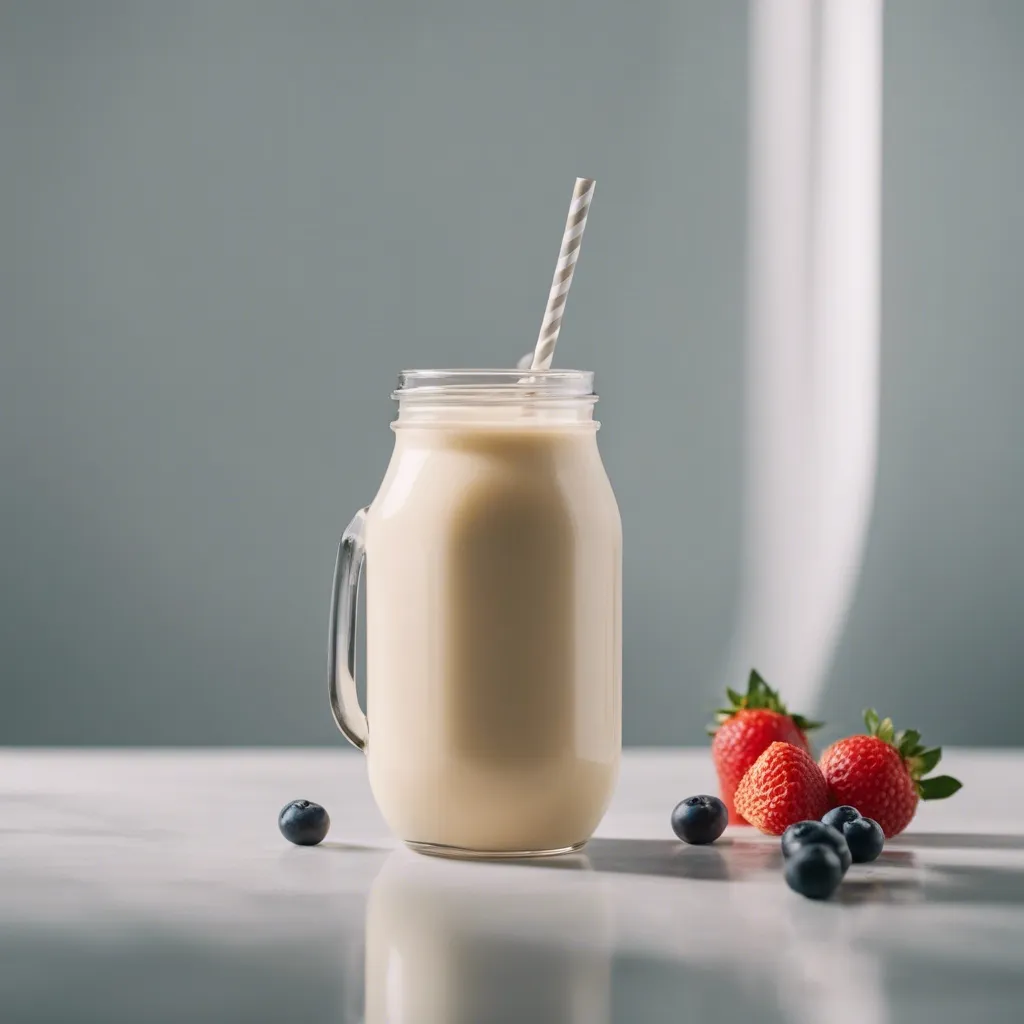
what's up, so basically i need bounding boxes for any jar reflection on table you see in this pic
[364,850,613,1024]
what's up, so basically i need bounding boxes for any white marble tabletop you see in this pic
[2,749,1022,1023]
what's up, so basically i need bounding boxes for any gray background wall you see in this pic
[1,0,1021,746]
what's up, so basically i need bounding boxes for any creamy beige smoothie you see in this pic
[363,390,621,855]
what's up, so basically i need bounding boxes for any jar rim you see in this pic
[394,368,595,401]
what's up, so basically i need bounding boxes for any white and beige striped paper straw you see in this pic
[529,177,596,371]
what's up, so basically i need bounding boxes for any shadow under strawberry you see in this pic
[837,862,1024,907]
[888,832,1024,851]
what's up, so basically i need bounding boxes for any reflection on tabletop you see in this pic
[360,830,1024,1024]
[4,830,1024,1024]
[365,850,614,1024]
[4,750,1024,1024]
[361,838,850,1024]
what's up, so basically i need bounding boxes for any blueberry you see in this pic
[821,805,862,833]
[279,799,330,846]
[842,816,884,863]
[781,820,852,873]
[671,795,729,845]
[784,844,844,900]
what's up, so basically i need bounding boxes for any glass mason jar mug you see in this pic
[329,369,621,858]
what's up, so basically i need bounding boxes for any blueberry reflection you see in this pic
[364,850,614,1024]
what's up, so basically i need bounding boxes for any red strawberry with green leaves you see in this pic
[733,741,830,835]
[819,709,962,838]
[710,670,822,826]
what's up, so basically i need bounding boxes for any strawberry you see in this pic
[710,669,821,825]
[819,709,962,838]
[733,741,829,835]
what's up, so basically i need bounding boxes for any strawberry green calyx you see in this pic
[709,669,824,734]
[863,708,963,801]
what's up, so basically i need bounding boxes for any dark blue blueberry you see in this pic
[784,844,844,900]
[842,816,885,863]
[279,799,330,846]
[821,805,862,833]
[781,820,852,873]
[671,795,729,845]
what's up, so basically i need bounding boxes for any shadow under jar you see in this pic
[330,370,622,858]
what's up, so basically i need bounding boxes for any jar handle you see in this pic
[328,507,369,752]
